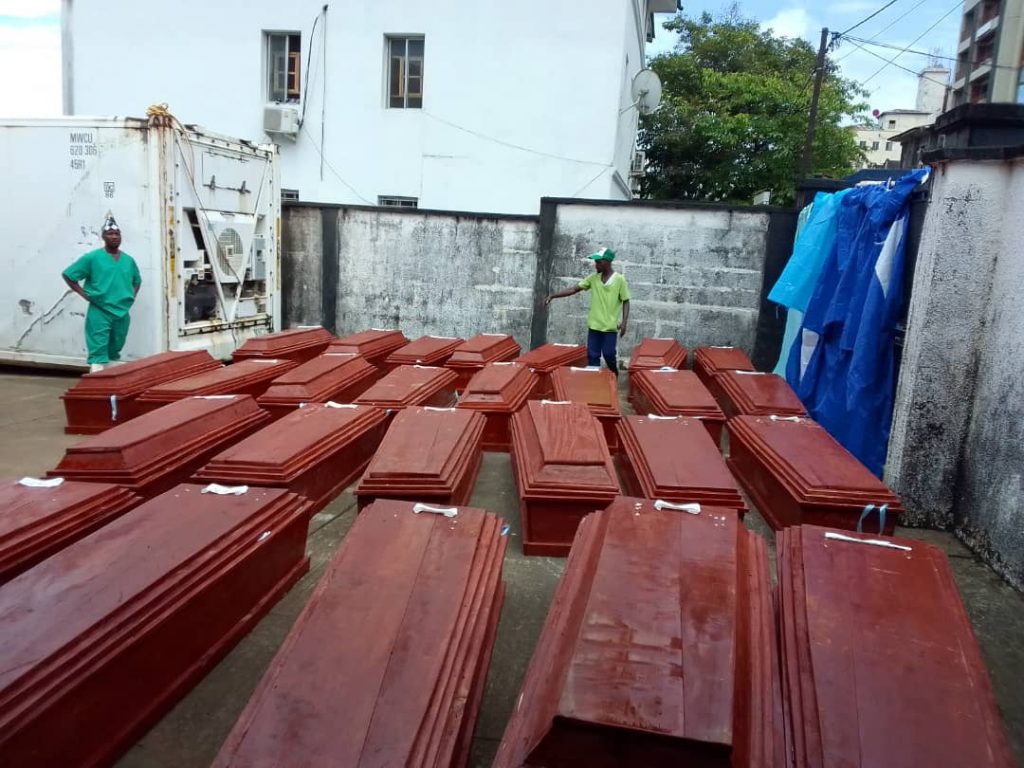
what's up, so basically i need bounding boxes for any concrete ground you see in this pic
[2,368,1023,767]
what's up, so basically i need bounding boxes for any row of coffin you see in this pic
[1,489,1011,767]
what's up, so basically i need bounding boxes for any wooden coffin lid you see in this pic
[258,353,376,403]
[212,498,505,767]
[516,343,587,372]
[619,415,736,491]
[328,329,409,358]
[447,333,521,366]
[385,335,465,365]
[635,369,721,412]
[61,351,221,399]
[232,326,333,357]
[529,401,608,466]
[355,365,458,407]
[364,407,483,479]
[630,338,688,370]
[52,395,267,472]
[694,346,755,374]
[139,359,297,399]
[715,371,806,415]
[786,525,1014,768]
[550,367,619,413]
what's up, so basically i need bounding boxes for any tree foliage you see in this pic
[639,8,867,205]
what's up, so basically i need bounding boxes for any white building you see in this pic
[62,0,676,215]
[851,66,950,167]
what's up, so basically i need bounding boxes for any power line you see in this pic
[838,0,902,37]
[299,126,375,204]
[846,34,1020,71]
[856,0,963,86]
[834,0,930,63]
[842,37,953,87]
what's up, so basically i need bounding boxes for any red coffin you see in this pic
[629,368,726,446]
[616,415,746,514]
[384,335,465,371]
[61,350,221,434]
[709,370,807,418]
[446,333,521,391]
[355,406,485,509]
[457,363,537,451]
[231,326,333,363]
[628,337,688,374]
[135,358,298,413]
[327,328,409,369]
[550,366,621,452]
[0,478,140,584]
[516,342,588,398]
[354,364,459,413]
[727,415,903,533]
[212,499,505,768]
[693,346,756,387]
[48,395,271,499]
[256,352,378,419]
[509,401,620,556]
[778,525,1014,768]
[494,497,784,768]
[194,403,389,516]
[0,484,309,768]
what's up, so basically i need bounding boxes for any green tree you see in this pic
[639,7,867,205]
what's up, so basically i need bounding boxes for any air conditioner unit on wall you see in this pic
[264,105,299,139]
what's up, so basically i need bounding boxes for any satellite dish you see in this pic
[630,69,663,115]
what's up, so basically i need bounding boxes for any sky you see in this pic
[0,0,961,119]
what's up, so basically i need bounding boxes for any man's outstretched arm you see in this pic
[544,285,583,306]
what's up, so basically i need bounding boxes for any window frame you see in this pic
[378,195,419,208]
[871,141,880,150]
[266,31,302,104]
[385,35,425,109]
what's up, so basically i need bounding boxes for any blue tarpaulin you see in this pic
[780,168,928,475]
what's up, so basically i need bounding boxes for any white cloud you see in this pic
[0,24,61,117]
[0,0,60,17]
[828,0,883,14]
[763,7,813,40]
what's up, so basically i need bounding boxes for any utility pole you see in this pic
[798,28,830,183]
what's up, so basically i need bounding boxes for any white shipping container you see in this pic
[0,115,281,368]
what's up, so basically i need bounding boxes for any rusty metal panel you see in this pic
[0,484,309,768]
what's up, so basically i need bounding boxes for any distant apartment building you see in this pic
[850,67,949,167]
[951,0,1024,104]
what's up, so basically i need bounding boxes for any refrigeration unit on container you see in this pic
[0,113,282,368]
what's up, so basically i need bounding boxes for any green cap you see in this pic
[588,247,616,262]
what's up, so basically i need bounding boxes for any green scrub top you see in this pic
[63,248,141,317]
[578,271,631,332]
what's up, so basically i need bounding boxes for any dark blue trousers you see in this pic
[587,329,619,375]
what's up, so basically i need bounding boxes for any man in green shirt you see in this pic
[544,247,631,374]
[62,215,142,372]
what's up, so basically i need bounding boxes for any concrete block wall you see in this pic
[887,155,1024,589]
[544,202,771,356]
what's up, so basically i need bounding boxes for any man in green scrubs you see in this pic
[62,215,142,372]
[544,247,631,374]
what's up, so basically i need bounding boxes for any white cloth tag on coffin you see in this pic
[481,333,506,336]
[647,414,678,420]
[654,500,701,514]
[492,361,516,366]
[769,415,802,422]
[653,337,675,340]
[540,400,571,406]
[824,532,912,552]
[412,503,458,518]
[110,394,118,422]
[324,402,358,409]
[413,364,439,369]
[651,367,676,373]
[193,395,237,400]
[424,407,456,412]
[428,335,459,340]
[246,359,282,364]
[734,370,766,375]
[201,483,249,495]
[569,366,602,372]
[325,352,356,357]
[296,325,324,329]
[370,327,398,332]
[709,345,735,349]
[552,343,577,347]
[19,476,64,488]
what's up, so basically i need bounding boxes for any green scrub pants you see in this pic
[85,304,131,364]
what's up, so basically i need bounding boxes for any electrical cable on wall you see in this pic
[300,125,375,204]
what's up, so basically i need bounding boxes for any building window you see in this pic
[267,32,301,103]
[885,142,894,151]
[281,189,300,202]
[871,141,880,150]
[387,37,425,109]
[859,140,868,149]
[378,195,419,208]
[887,119,896,129]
